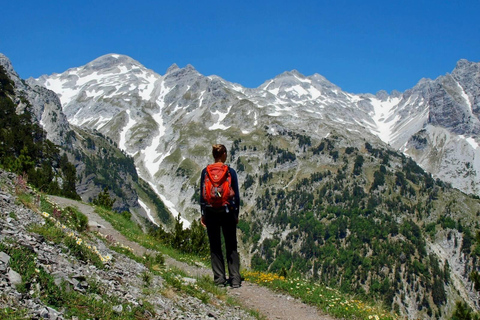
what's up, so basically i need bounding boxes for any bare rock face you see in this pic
[398,60,480,194]
[425,60,480,136]
[453,59,480,115]
[0,53,71,147]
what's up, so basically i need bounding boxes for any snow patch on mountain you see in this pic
[286,84,308,97]
[461,135,480,150]
[456,79,473,110]
[141,109,167,178]
[44,77,79,107]
[69,115,110,128]
[369,97,401,144]
[138,198,159,226]
[119,110,136,151]
[468,138,480,150]
[148,182,190,228]
[209,106,232,130]
[138,72,158,101]
[268,109,283,117]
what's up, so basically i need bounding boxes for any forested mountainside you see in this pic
[0,64,78,199]
[228,132,480,319]
[68,126,173,226]
[2,51,480,318]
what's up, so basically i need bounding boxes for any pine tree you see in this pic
[92,187,116,210]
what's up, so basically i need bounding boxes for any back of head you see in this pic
[212,144,227,160]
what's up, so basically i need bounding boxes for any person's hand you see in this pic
[201,216,206,227]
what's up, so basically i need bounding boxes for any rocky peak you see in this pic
[165,63,180,74]
[163,64,202,86]
[84,53,143,72]
[258,70,304,91]
[451,59,480,90]
[166,63,199,77]
[454,59,479,72]
[259,69,340,95]
[0,54,14,74]
[274,69,305,81]
[286,69,304,78]
[183,64,197,72]
[375,90,390,101]
[375,89,403,100]
[390,89,402,98]
[308,73,337,87]
[0,54,25,90]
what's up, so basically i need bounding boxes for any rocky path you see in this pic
[49,195,335,320]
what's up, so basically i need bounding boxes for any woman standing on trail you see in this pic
[200,144,241,288]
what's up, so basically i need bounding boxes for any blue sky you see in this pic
[2,0,479,94]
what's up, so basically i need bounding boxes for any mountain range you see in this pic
[2,52,480,319]
[33,54,480,213]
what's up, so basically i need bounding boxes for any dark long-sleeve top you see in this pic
[199,165,240,218]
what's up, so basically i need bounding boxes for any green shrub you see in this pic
[120,210,132,220]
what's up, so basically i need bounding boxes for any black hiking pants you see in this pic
[204,207,241,286]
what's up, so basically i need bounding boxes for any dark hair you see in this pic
[212,144,227,160]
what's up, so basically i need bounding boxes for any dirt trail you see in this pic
[49,195,335,320]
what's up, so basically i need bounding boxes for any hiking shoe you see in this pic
[231,282,241,288]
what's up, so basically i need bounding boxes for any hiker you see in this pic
[200,144,241,288]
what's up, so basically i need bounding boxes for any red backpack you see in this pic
[203,163,235,208]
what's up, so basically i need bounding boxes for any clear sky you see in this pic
[2,0,479,94]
